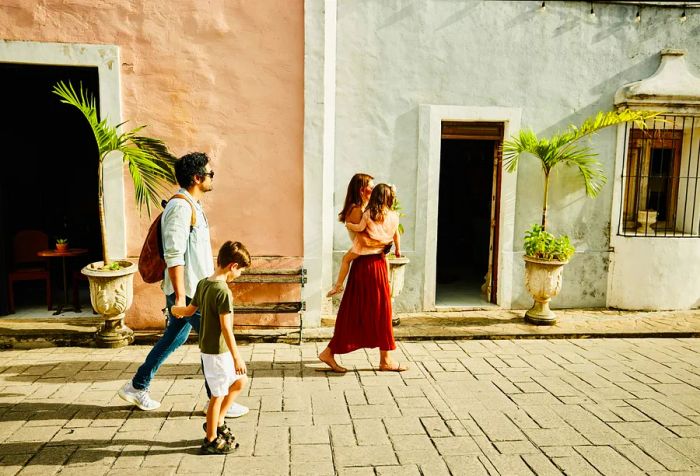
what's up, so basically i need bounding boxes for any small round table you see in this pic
[37,248,88,315]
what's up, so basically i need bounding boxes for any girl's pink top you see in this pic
[346,209,399,255]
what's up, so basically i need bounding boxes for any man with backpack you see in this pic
[118,152,249,419]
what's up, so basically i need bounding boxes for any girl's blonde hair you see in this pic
[338,173,373,222]
[367,183,395,222]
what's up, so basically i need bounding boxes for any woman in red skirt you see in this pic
[319,177,407,373]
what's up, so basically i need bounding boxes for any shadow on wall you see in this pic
[390,107,419,242]
[539,55,659,138]
[434,2,480,32]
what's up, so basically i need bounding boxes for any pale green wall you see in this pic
[330,0,700,310]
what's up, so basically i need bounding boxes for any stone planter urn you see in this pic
[637,209,657,234]
[387,256,410,326]
[523,255,568,325]
[82,260,137,348]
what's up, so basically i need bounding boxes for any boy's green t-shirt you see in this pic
[191,278,233,354]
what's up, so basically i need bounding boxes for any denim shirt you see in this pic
[160,188,214,298]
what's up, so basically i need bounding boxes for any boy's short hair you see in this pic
[217,241,251,269]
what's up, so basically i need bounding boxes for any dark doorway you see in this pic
[0,63,102,315]
[436,122,502,306]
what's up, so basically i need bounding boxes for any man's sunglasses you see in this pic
[201,171,215,179]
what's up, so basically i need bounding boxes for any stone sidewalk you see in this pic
[1,339,700,475]
[1,308,699,348]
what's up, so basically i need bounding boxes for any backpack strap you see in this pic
[170,193,197,230]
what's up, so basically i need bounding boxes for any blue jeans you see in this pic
[132,293,210,397]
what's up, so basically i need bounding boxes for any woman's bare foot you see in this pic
[326,284,344,298]
[319,347,347,373]
[379,361,407,372]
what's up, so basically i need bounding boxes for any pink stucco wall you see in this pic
[2,1,304,328]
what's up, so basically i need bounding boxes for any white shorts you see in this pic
[201,352,243,397]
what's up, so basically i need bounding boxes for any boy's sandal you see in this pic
[200,434,239,455]
[203,422,236,442]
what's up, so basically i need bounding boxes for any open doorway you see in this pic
[0,63,102,316]
[436,122,502,306]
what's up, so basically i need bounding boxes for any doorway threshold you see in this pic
[435,303,499,312]
[1,305,96,319]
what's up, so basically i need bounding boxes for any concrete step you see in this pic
[1,308,699,348]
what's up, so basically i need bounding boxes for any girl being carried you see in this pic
[327,183,401,297]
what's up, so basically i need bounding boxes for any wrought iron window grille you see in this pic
[618,114,700,237]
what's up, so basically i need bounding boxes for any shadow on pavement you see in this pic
[0,360,366,383]
[0,401,196,422]
[0,438,202,465]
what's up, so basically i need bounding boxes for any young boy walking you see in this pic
[171,241,251,454]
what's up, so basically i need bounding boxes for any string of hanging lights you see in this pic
[538,1,697,22]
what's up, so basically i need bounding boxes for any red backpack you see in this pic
[138,194,196,283]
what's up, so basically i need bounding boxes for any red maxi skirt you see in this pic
[328,253,396,354]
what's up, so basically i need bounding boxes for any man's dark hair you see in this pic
[175,152,210,188]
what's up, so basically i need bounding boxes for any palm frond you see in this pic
[503,129,539,172]
[556,144,607,197]
[502,109,662,231]
[561,109,659,143]
[53,81,120,160]
[53,80,178,217]
[120,144,177,213]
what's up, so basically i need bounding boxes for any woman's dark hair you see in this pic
[367,183,395,222]
[175,152,210,188]
[217,241,251,269]
[338,173,373,222]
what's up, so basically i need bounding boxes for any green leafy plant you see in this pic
[523,224,574,262]
[391,195,406,235]
[503,109,659,231]
[55,238,68,245]
[53,81,178,268]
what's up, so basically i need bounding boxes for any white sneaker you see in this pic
[118,382,161,411]
[225,402,249,418]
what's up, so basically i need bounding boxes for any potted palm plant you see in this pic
[503,109,658,324]
[53,81,177,347]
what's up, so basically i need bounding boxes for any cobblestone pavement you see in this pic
[1,339,699,475]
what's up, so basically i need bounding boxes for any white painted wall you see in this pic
[608,238,700,309]
[303,0,337,326]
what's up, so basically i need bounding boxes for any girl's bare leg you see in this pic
[327,252,358,297]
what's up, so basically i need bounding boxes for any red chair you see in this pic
[7,230,52,313]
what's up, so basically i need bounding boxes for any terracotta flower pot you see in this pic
[56,243,69,252]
